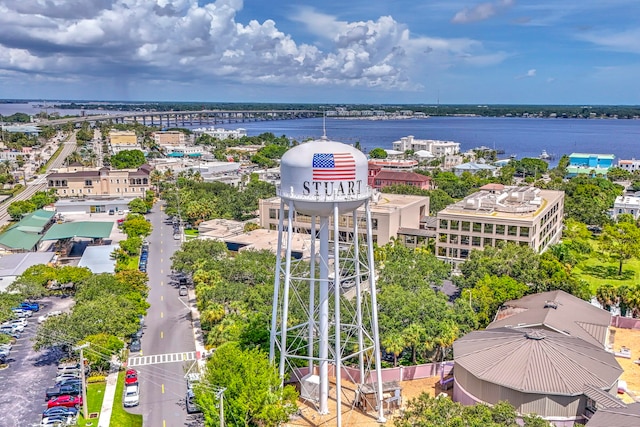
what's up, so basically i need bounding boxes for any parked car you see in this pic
[42,406,78,419]
[179,285,188,296]
[55,373,82,383]
[185,389,202,414]
[130,338,141,353]
[125,369,138,385]
[108,209,115,215]
[11,308,32,318]
[40,415,75,426]
[55,378,82,388]
[47,395,82,409]
[20,301,40,312]
[46,383,81,400]
[123,384,140,407]
[38,310,63,324]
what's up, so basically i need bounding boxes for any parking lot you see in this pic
[0,297,74,427]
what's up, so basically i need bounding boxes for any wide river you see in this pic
[3,103,640,166]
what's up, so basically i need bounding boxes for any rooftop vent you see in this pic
[544,301,558,309]
[525,331,546,340]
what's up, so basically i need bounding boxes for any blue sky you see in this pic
[0,0,638,104]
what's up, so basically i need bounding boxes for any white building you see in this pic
[192,127,247,140]
[618,159,640,172]
[612,195,640,220]
[392,135,460,156]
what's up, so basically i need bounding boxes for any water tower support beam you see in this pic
[318,216,330,415]
[333,203,343,427]
[269,198,286,363]
[366,199,387,423]
[308,215,317,373]
[277,201,295,379]
[353,208,366,384]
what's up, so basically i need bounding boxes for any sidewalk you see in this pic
[187,287,208,368]
[97,358,120,427]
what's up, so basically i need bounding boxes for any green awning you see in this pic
[42,222,114,241]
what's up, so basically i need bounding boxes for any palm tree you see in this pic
[150,169,163,193]
[596,284,618,310]
[402,323,424,365]
[382,333,405,367]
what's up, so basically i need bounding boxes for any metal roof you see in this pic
[586,402,640,427]
[453,327,622,396]
[0,209,55,250]
[0,252,55,277]
[77,244,118,274]
[42,222,114,241]
[488,290,612,347]
[583,384,626,410]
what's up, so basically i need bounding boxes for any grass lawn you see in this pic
[111,370,143,427]
[570,238,640,294]
[77,381,106,426]
[185,229,199,240]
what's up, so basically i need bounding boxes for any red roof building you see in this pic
[368,165,433,190]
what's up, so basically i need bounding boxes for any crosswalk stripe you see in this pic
[127,351,196,367]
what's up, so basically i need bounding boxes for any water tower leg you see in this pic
[278,202,295,379]
[318,216,330,415]
[308,215,317,374]
[352,209,366,384]
[333,204,342,427]
[366,200,386,423]
[269,199,285,364]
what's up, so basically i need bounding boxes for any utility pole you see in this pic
[217,387,226,427]
[73,343,90,420]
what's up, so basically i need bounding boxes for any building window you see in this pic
[269,209,277,219]
[62,180,67,186]
[116,179,120,184]
[143,178,148,185]
[117,188,120,192]
[372,218,378,230]
[461,221,470,231]
[484,223,494,234]
[124,179,127,184]
[87,189,91,193]
[461,235,470,245]
[71,189,74,194]
[472,236,481,247]
[484,238,493,247]
[437,247,446,257]
[449,234,458,244]
[450,220,459,230]
[508,225,517,236]
[439,233,447,243]
[460,249,469,259]
[85,180,92,186]
[450,248,458,258]
[440,219,448,229]
[520,227,530,237]
[473,222,482,233]
[496,224,505,234]
[49,180,54,187]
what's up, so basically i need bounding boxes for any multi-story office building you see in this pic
[435,184,564,265]
[259,192,429,246]
[47,164,152,198]
[192,127,247,140]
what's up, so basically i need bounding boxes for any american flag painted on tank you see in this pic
[312,153,356,181]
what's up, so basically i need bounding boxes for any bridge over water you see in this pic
[38,109,322,127]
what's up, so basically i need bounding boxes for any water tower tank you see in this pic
[279,138,370,216]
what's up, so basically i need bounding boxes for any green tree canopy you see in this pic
[369,147,388,158]
[600,221,640,276]
[110,149,146,169]
[195,342,298,427]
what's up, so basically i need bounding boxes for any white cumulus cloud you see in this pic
[452,0,515,24]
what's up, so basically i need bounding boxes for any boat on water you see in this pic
[539,150,554,160]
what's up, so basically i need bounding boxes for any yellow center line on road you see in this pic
[161,312,164,318]
[160,281,163,286]
[161,331,164,339]
[162,384,165,394]
[160,295,163,301]
[163,421,166,427]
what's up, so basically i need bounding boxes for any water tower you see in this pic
[269,137,386,425]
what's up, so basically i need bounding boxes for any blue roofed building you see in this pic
[566,153,615,177]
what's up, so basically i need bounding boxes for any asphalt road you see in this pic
[0,297,74,427]
[126,202,201,427]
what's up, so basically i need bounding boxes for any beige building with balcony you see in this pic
[435,184,564,265]
[47,164,153,198]
[259,192,430,247]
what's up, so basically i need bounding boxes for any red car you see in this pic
[125,369,138,385]
[47,395,83,409]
